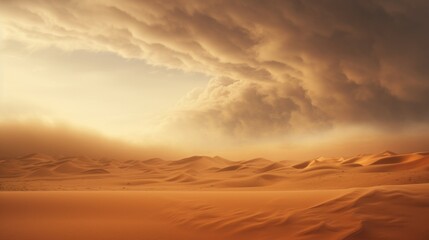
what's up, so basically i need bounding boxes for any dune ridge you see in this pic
[163,184,429,240]
[1,151,428,190]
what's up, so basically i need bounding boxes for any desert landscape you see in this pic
[1,0,429,239]
[1,151,429,239]
[1,151,429,191]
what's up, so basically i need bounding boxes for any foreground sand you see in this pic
[1,184,429,240]
[1,151,429,239]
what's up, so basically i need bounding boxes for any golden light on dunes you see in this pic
[1,1,429,240]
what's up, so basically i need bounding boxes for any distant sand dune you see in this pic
[27,168,57,178]
[81,168,110,174]
[53,162,86,174]
[1,151,429,190]
[255,162,285,173]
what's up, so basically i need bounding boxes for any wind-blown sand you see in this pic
[1,151,429,239]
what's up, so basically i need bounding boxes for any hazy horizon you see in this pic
[1,2,429,240]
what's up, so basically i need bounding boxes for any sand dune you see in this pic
[166,184,429,240]
[167,156,232,170]
[1,151,428,190]
[81,168,110,174]
[255,163,285,173]
[1,151,429,239]
[53,162,86,174]
[141,158,166,165]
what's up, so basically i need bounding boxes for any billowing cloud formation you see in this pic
[1,0,429,139]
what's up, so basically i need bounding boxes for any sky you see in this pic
[0,0,429,160]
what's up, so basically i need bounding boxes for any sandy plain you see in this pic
[1,151,429,239]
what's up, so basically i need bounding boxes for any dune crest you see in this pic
[1,151,429,190]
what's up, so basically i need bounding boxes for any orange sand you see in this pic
[1,151,429,239]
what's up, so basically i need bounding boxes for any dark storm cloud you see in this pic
[1,0,428,137]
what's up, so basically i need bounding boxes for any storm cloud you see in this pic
[1,0,428,138]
